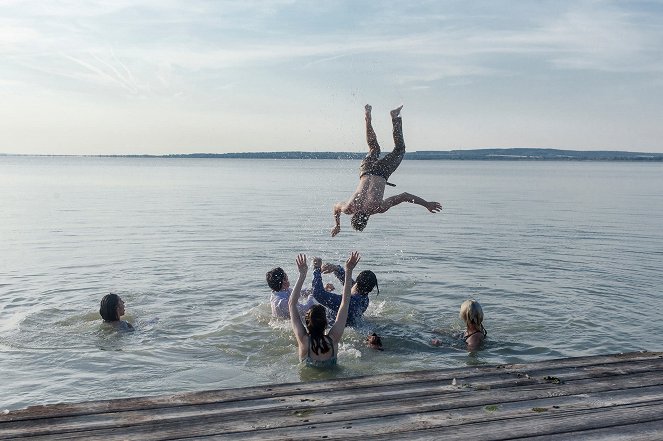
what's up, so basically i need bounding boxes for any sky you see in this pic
[1,0,662,155]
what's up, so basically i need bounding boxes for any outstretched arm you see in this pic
[328,251,361,343]
[331,200,357,237]
[331,203,342,237]
[378,192,442,214]
[289,254,309,347]
[311,258,342,312]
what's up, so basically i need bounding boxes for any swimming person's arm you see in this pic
[331,200,356,237]
[311,258,326,297]
[378,192,442,214]
[289,254,309,348]
[331,202,344,237]
[310,284,342,312]
[322,263,353,286]
[328,251,360,343]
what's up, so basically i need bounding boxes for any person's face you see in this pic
[116,298,125,317]
[282,274,290,290]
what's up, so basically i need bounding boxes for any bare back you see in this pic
[344,174,387,215]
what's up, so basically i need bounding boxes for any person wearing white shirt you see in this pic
[267,266,317,319]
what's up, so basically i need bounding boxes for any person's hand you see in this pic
[345,251,361,271]
[322,263,338,274]
[295,253,308,276]
[312,257,322,270]
[331,225,341,237]
[426,201,442,213]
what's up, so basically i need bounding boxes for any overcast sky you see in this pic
[1,0,662,155]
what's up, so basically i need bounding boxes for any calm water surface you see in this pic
[1,156,662,410]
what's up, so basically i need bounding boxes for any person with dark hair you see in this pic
[309,257,378,327]
[266,266,316,319]
[99,293,134,331]
[289,252,359,368]
[331,104,442,236]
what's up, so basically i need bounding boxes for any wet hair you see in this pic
[459,299,483,328]
[305,305,331,355]
[266,267,286,291]
[366,332,384,350]
[355,270,378,296]
[351,212,370,231]
[100,293,121,322]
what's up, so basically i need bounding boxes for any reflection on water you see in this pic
[1,157,662,410]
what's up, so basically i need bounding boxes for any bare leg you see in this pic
[365,104,380,157]
[391,105,405,154]
[390,104,403,119]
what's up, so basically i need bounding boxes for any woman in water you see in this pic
[459,299,486,351]
[289,251,359,368]
[431,299,486,350]
[99,293,134,331]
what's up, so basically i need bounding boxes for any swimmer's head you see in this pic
[305,304,328,335]
[366,332,384,351]
[351,212,370,231]
[305,304,332,355]
[266,267,289,291]
[459,299,483,328]
[356,270,378,296]
[100,293,124,322]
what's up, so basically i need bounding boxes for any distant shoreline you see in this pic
[2,148,662,161]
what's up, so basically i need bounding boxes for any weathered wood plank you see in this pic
[4,351,661,423]
[3,360,662,437]
[5,371,663,440]
[526,419,663,441]
[4,351,662,425]
[1,352,661,440]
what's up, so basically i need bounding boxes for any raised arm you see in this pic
[289,254,309,346]
[378,192,442,214]
[322,262,353,286]
[331,202,344,237]
[328,251,361,343]
[312,260,343,310]
[331,200,357,237]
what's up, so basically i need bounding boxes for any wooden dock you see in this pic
[2,351,662,440]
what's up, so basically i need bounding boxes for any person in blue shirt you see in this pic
[310,256,379,327]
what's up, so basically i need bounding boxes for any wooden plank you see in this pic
[1,352,661,440]
[4,360,663,438]
[5,373,663,440]
[526,419,663,441]
[4,351,662,424]
[4,351,661,422]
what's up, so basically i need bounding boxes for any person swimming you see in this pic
[289,252,360,368]
[99,293,134,331]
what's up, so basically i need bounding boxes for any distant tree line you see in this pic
[160,148,663,161]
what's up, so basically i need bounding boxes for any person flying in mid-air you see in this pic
[331,104,442,236]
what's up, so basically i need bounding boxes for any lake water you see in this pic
[1,156,662,410]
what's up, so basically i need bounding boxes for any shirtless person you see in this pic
[331,105,442,236]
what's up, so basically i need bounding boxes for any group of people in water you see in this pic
[99,104,486,368]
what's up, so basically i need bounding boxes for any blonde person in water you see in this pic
[99,293,134,331]
[331,104,442,236]
[432,299,487,350]
[289,252,360,368]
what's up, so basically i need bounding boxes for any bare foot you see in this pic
[390,105,403,119]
